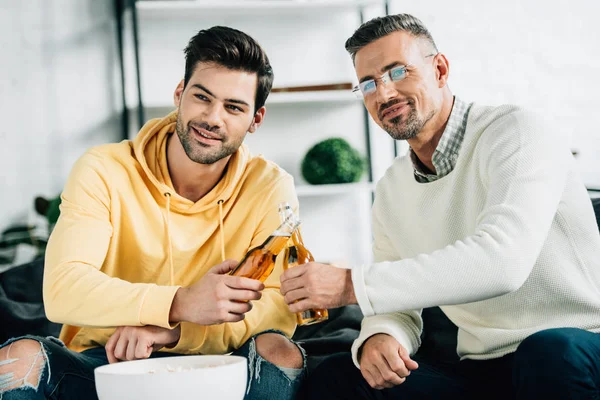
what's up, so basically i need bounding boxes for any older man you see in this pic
[281,14,600,399]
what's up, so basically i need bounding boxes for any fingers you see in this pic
[359,336,415,390]
[227,300,253,315]
[361,364,394,390]
[227,288,262,302]
[126,336,137,361]
[280,263,308,282]
[379,355,407,386]
[280,276,304,297]
[363,355,405,390]
[283,286,308,304]
[288,298,313,313]
[374,362,405,389]
[113,332,129,362]
[136,341,153,360]
[383,348,411,378]
[211,299,254,324]
[225,275,265,292]
[398,346,419,371]
[105,329,120,364]
[361,367,378,389]
[209,259,239,275]
[107,327,172,363]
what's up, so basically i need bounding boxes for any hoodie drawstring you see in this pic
[164,193,175,286]
[163,194,226,285]
[218,199,225,262]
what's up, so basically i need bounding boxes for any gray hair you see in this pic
[345,14,438,61]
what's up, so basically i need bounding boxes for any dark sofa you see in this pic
[2,198,599,372]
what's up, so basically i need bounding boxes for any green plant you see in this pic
[301,138,365,185]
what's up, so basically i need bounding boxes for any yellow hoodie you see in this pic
[43,111,298,354]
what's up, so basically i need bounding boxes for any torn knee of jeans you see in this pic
[246,338,261,394]
[0,339,49,393]
[254,333,306,370]
[245,337,304,394]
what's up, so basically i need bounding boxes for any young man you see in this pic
[281,14,600,399]
[0,26,304,399]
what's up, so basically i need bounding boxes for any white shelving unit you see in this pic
[295,182,374,197]
[268,90,359,105]
[126,0,389,264]
[137,0,381,18]
[141,90,359,110]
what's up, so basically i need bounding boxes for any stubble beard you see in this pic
[175,115,239,165]
[381,101,434,141]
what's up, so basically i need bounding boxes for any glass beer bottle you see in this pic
[280,203,329,326]
[229,209,299,282]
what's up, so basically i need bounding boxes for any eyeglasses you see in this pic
[352,65,411,98]
[352,53,438,98]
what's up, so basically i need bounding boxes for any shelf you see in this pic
[295,182,374,197]
[137,89,360,110]
[136,0,381,18]
[268,90,358,105]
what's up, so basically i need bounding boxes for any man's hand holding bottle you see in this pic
[169,259,264,325]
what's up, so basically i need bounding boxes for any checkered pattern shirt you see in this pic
[410,97,472,183]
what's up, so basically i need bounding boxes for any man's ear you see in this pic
[434,53,450,88]
[248,106,266,134]
[174,79,185,107]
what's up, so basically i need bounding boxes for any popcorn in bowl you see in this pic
[94,355,247,400]
[147,359,229,374]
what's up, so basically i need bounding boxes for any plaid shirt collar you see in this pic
[410,97,472,183]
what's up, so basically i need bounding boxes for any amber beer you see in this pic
[229,214,299,282]
[280,204,329,326]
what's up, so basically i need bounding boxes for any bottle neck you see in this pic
[291,229,302,246]
[261,232,292,255]
[261,218,299,254]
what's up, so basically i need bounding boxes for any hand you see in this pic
[280,262,356,312]
[105,325,181,364]
[169,259,264,325]
[359,334,419,389]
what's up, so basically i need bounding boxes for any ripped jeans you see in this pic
[0,330,306,400]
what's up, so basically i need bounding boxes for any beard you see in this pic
[175,115,242,165]
[379,99,434,141]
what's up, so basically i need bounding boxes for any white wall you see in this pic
[2,0,598,257]
[388,0,600,187]
[0,0,122,229]
[129,3,389,265]
[125,0,600,264]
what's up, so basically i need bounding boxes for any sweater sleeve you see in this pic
[43,151,179,329]
[350,197,423,368]
[168,176,298,354]
[353,109,571,316]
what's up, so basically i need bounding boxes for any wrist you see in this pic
[165,325,182,349]
[169,287,188,323]
[345,269,357,305]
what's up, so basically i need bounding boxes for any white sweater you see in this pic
[351,104,600,366]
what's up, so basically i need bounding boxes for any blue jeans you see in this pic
[307,328,600,399]
[0,330,305,400]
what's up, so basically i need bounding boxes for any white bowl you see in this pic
[94,355,247,400]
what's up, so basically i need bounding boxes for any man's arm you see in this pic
[355,109,570,317]
[351,206,423,366]
[163,176,299,355]
[105,259,263,363]
[43,150,179,329]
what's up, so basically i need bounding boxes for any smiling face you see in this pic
[173,62,265,165]
[354,31,445,141]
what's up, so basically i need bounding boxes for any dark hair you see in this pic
[345,14,438,61]
[183,26,274,113]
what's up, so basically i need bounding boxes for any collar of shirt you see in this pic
[410,97,472,183]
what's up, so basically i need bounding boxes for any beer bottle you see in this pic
[229,208,299,282]
[280,203,329,326]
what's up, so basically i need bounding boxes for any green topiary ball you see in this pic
[301,138,365,185]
